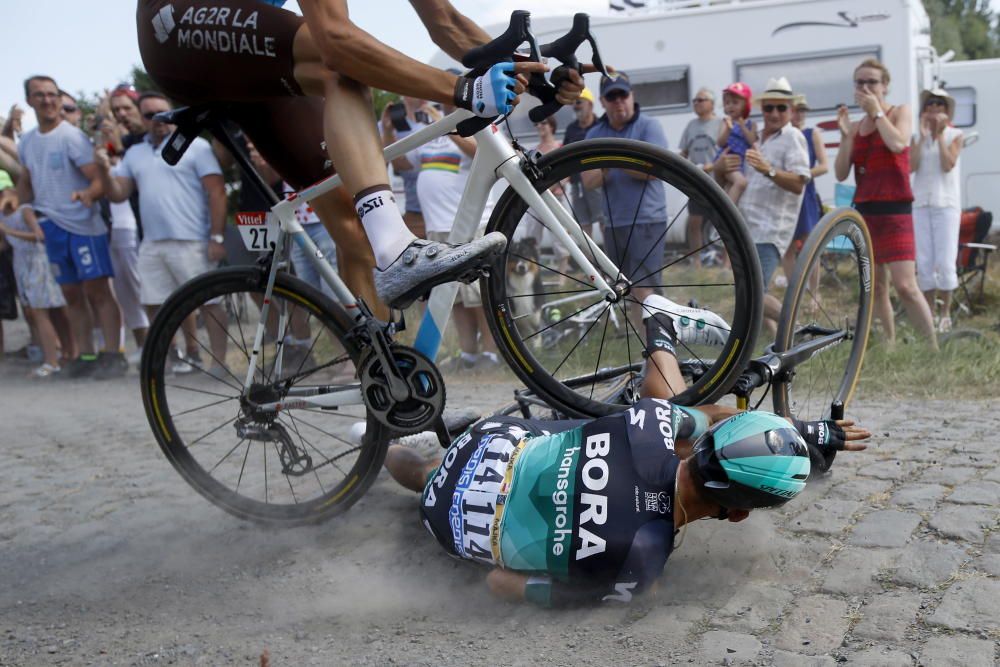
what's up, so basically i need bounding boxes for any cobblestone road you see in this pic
[0,350,997,665]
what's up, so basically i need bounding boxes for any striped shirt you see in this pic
[409,135,471,234]
[738,122,810,255]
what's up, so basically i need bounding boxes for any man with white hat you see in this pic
[715,76,810,333]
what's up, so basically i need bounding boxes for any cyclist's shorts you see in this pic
[137,0,332,189]
[420,416,584,562]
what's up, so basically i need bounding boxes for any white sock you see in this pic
[355,188,416,270]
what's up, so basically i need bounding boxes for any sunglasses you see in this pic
[762,104,789,113]
[61,104,78,113]
[692,97,711,103]
[924,99,947,108]
[604,90,630,102]
[142,111,167,120]
[854,78,882,88]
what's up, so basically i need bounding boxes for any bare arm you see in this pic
[742,119,758,146]
[94,147,135,203]
[202,174,227,238]
[0,136,21,180]
[71,163,106,208]
[875,104,912,154]
[717,119,732,148]
[16,166,33,205]
[938,132,962,173]
[299,0,467,105]
[811,129,829,179]
[909,135,922,173]
[409,0,492,59]
[834,124,857,182]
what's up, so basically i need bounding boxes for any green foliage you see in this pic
[924,0,1000,60]
[372,89,400,120]
[130,66,162,95]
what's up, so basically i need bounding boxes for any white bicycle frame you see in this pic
[245,108,622,413]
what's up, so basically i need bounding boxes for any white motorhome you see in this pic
[938,57,1000,227]
[428,0,960,239]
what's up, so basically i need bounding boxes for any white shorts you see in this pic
[138,239,214,305]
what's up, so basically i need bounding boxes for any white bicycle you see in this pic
[139,11,763,524]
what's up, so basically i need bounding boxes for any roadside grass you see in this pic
[855,258,1000,402]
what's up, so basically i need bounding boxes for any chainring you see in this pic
[358,344,445,435]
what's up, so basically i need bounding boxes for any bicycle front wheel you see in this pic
[140,267,388,525]
[483,138,762,417]
[773,208,874,420]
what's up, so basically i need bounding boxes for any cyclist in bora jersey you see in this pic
[385,299,871,607]
[137,0,587,312]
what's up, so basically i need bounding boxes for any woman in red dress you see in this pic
[834,59,937,348]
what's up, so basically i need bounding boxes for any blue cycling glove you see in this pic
[454,63,518,118]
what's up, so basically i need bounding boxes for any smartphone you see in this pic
[414,110,430,125]
[387,103,410,132]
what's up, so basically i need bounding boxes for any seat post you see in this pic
[209,119,282,208]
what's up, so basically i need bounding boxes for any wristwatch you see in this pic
[210,234,224,244]
[872,110,885,121]
[766,167,777,179]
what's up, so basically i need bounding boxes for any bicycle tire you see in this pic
[482,138,762,417]
[773,208,874,420]
[140,267,388,525]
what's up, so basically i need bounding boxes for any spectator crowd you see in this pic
[0,58,968,380]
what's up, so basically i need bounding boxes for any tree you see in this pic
[131,66,162,95]
[924,0,1000,60]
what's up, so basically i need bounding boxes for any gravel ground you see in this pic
[1,321,998,666]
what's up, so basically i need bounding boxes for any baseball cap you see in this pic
[600,72,631,98]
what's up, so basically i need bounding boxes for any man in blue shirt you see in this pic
[583,72,670,323]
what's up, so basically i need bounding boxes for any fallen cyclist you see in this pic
[385,296,870,606]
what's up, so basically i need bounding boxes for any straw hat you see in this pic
[753,77,797,102]
[919,88,956,118]
[793,94,810,110]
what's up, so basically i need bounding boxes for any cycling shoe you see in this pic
[375,234,507,309]
[641,294,731,347]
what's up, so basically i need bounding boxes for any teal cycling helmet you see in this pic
[690,412,810,509]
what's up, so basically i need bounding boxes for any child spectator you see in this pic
[0,193,71,377]
[715,82,756,204]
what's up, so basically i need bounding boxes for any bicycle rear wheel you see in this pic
[140,267,388,525]
[483,138,762,417]
[773,208,874,420]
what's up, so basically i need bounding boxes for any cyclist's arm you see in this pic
[487,569,618,607]
[409,0,492,60]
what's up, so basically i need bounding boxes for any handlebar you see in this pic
[454,10,611,135]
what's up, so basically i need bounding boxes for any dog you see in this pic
[505,236,544,347]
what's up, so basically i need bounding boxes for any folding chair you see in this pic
[955,207,995,315]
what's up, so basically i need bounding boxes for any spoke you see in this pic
[291,316,322,378]
[589,307,612,400]
[232,294,250,361]
[203,304,248,365]
[264,433,268,504]
[165,383,237,399]
[190,335,245,388]
[611,172,652,284]
[187,415,239,449]
[507,287,598,298]
[642,282,736,289]
[560,187,609,283]
[552,302,611,377]
[271,440,300,504]
[522,296,605,342]
[209,436,248,474]
[235,439,251,492]
[616,298,640,397]
[171,395,239,418]
[625,199,690,284]
[630,236,722,287]
[509,251,593,290]
[630,298,711,387]
[284,413,332,491]
[287,413,351,480]
[285,412,364,457]
[620,304,683,398]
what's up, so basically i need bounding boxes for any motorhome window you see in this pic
[628,66,691,112]
[948,86,976,128]
[735,48,880,112]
